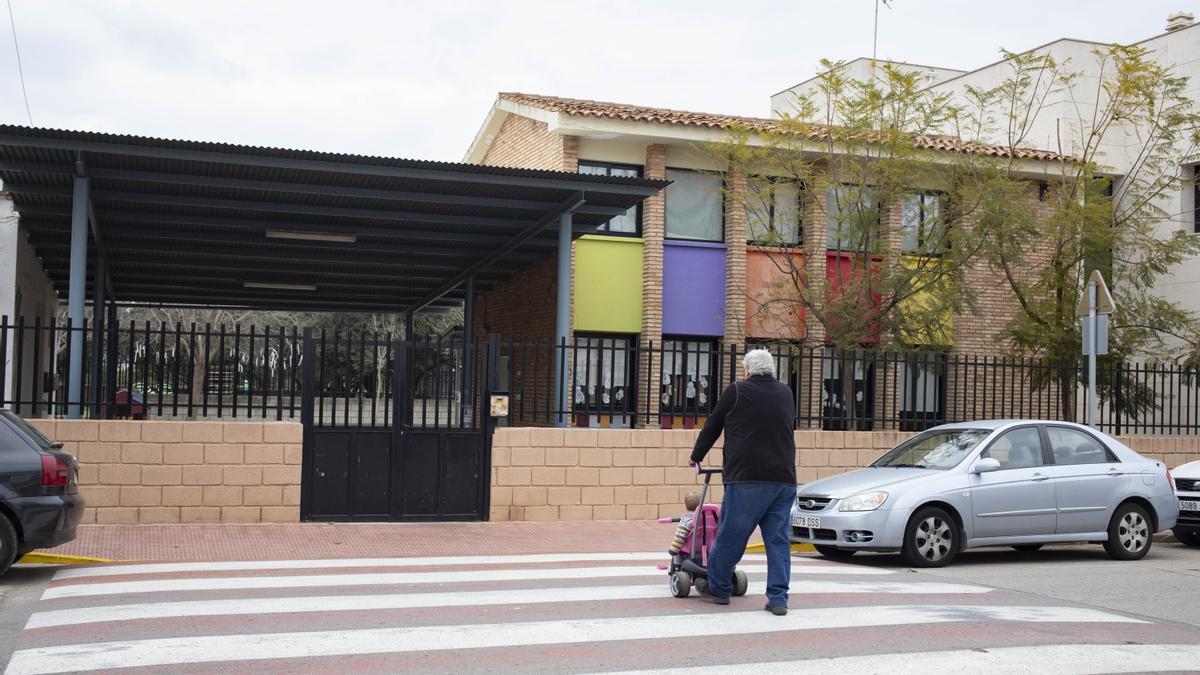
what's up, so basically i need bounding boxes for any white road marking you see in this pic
[605,643,1200,675]
[52,552,781,579]
[4,604,1142,675]
[44,562,893,599]
[27,579,989,629]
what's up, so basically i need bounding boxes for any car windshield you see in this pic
[872,429,990,470]
[0,409,57,451]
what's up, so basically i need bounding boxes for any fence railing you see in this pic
[3,316,1199,435]
[0,317,480,428]
[495,338,1200,436]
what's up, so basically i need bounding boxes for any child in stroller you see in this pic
[657,464,749,598]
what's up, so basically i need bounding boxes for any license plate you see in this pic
[792,515,821,528]
[1181,500,1200,511]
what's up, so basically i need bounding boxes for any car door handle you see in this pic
[1032,473,1049,482]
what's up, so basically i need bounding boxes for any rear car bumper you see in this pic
[7,493,85,549]
[789,506,912,550]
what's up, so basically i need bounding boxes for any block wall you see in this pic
[28,420,302,525]
[489,427,1200,522]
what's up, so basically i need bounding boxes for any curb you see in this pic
[745,542,814,553]
[17,553,115,565]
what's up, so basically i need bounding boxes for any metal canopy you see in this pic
[0,125,667,312]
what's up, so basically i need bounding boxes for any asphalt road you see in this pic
[0,565,56,669]
[833,539,1200,627]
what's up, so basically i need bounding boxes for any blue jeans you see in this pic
[705,482,794,607]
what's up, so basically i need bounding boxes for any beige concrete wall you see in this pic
[490,427,1200,522]
[30,420,302,525]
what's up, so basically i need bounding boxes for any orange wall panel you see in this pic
[745,248,806,340]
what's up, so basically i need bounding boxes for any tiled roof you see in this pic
[498,92,1065,162]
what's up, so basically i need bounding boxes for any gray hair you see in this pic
[743,349,776,377]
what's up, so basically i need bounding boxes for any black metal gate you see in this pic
[299,331,496,522]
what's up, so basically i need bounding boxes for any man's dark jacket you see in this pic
[690,374,797,484]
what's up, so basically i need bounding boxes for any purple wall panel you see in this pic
[662,241,726,336]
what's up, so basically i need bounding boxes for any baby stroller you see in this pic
[657,463,749,598]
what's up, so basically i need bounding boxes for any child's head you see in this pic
[683,490,701,511]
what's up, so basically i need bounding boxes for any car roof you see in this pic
[930,419,1097,433]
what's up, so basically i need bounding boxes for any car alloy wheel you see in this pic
[902,506,960,568]
[1118,511,1149,553]
[1104,502,1154,561]
[915,515,953,562]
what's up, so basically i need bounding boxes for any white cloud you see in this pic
[0,0,1191,160]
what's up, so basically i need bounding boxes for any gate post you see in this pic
[480,333,501,521]
[299,328,315,521]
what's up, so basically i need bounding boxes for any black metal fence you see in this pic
[0,317,480,428]
[496,338,1200,436]
[3,316,1199,435]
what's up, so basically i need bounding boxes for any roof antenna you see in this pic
[5,0,33,125]
[872,0,892,80]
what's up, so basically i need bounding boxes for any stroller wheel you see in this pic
[732,569,749,597]
[694,577,710,595]
[670,571,692,598]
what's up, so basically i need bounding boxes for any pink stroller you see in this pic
[657,464,749,598]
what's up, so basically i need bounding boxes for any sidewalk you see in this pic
[47,521,762,562]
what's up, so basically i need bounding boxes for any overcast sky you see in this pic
[0,1,1193,161]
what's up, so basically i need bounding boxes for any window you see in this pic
[579,161,642,235]
[660,338,715,413]
[872,428,990,470]
[821,346,875,431]
[665,169,723,242]
[901,192,946,254]
[1193,168,1199,235]
[826,185,879,250]
[900,352,946,431]
[1045,426,1117,465]
[747,178,802,246]
[572,335,636,414]
[981,427,1044,470]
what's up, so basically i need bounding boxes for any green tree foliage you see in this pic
[718,60,992,351]
[965,46,1200,417]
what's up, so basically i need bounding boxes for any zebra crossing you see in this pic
[6,551,1199,674]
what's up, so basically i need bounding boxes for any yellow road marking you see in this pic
[18,553,114,565]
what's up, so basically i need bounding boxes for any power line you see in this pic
[5,0,32,125]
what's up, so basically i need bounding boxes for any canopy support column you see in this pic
[553,210,572,428]
[67,175,89,419]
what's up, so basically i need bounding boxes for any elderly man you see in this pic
[689,348,796,615]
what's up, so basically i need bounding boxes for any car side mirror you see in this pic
[973,457,1001,473]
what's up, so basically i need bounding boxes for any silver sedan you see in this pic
[790,420,1178,567]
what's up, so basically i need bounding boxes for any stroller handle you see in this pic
[693,462,722,476]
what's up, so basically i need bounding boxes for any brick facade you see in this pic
[471,108,1060,432]
[481,115,576,171]
[28,419,302,525]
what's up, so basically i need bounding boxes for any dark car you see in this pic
[0,409,84,576]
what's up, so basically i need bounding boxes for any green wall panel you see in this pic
[574,235,643,333]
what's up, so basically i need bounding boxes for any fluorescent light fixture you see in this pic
[265,228,357,243]
[242,281,317,292]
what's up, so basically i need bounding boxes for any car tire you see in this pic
[814,545,857,559]
[1012,544,1044,552]
[1172,528,1200,547]
[1104,502,1153,561]
[0,514,17,577]
[901,506,960,568]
